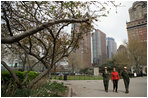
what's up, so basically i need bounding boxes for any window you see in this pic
[133,8,136,11]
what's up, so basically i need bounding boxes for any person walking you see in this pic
[111,67,120,93]
[121,67,130,93]
[102,67,109,92]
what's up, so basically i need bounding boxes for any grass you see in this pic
[51,75,103,80]
[51,75,125,80]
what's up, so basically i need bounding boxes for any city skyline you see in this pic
[94,1,135,48]
[64,1,135,49]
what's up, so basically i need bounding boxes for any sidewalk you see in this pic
[57,77,147,97]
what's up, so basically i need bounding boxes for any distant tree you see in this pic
[114,38,147,74]
[127,38,147,74]
[100,59,116,73]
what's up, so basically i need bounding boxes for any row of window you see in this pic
[127,20,147,27]
[127,25,146,31]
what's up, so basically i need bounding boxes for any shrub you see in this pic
[28,71,40,81]
[1,71,13,84]
[1,71,40,85]
[31,81,67,97]
[2,79,67,97]
[14,71,26,82]
[15,88,31,97]
[1,71,40,97]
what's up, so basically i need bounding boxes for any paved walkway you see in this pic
[56,77,147,97]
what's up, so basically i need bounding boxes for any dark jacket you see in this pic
[102,71,109,80]
[121,70,130,80]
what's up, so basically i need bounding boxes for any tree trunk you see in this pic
[1,61,23,88]
[28,69,48,88]
[48,71,52,80]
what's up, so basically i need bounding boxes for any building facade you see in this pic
[126,1,147,74]
[92,29,107,66]
[128,1,147,22]
[127,1,147,42]
[71,23,92,69]
[106,37,117,59]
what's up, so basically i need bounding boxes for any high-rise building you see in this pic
[71,23,92,69]
[106,37,117,59]
[76,33,92,68]
[126,1,147,42]
[92,29,107,66]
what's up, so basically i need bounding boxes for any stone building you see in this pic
[127,1,147,42]
[126,1,147,74]
[129,1,147,21]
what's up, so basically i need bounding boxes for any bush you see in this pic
[15,71,26,82]
[1,71,67,97]
[1,84,31,97]
[15,88,31,97]
[1,71,40,85]
[1,71,13,84]
[31,81,67,97]
[28,71,40,81]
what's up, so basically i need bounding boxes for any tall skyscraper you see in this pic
[92,29,107,66]
[106,37,117,59]
[126,1,147,42]
[71,23,92,69]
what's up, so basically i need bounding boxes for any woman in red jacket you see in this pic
[111,67,120,93]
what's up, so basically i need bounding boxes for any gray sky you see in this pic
[95,1,135,48]
[64,1,135,48]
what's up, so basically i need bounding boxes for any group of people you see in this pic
[102,67,130,94]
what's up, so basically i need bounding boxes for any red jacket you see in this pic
[111,71,120,80]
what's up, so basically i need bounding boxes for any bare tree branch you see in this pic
[2,18,89,44]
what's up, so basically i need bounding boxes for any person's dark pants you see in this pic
[123,79,130,93]
[103,79,109,92]
[113,80,118,92]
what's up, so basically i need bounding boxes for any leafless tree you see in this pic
[1,1,119,88]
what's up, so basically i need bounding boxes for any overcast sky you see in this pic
[95,1,135,48]
[63,1,136,48]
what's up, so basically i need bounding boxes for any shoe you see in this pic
[125,91,129,94]
[116,91,118,93]
[105,90,108,92]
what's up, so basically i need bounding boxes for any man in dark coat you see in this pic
[121,67,130,93]
[102,67,109,92]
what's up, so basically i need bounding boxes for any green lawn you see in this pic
[51,75,103,80]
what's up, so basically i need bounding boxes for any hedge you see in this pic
[1,71,40,85]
